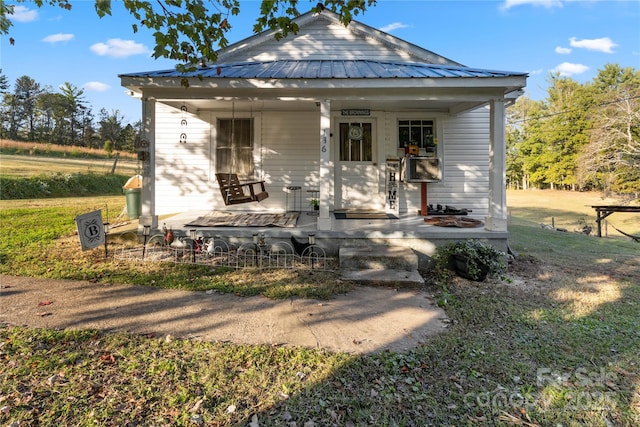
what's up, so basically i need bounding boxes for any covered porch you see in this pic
[154,209,509,269]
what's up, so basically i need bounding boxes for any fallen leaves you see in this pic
[35,300,53,317]
[99,353,116,364]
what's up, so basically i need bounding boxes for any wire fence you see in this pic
[112,233,331,271]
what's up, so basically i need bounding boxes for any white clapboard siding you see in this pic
[154,106,322,214]
[223,17,430,63]
[152,102,493,218]
[154,104,215,214]
[400,108,490,218]
[260,111,321,211]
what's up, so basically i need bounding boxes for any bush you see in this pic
[0,173,128,200]
[432,239,506,281]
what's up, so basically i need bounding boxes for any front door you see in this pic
[336,121,380,210]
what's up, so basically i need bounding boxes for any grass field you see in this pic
[0,154,138,177]
[508,189,640,239]
[0,160,639,426]
[0,152,139,200]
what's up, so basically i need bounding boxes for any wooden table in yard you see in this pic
[591,205,640,238]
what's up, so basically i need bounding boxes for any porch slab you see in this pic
[154,210,509,269]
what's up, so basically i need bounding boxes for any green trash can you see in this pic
[124,188,141,219]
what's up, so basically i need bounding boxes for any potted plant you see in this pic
[310,198,319,211]
[432,239,506,281]
[424,136,437,156]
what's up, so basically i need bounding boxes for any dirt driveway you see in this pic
[0,275,448,354]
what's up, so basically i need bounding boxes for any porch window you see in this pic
[216,118,254,179]
[398,119,435,149]
[339,122,372,161]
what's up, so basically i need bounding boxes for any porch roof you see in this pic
[120,60,526,80]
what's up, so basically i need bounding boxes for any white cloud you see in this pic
[9,5,38,23]
[84,81,111,92]
[569,37,617,53]
[555,46,572,55]
[42,33,74,43]
[551,62,589,76]
[500,0,563,11]
[90,38,151,58]
[379,22,410,33]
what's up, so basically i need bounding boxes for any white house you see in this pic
[119,10,527,258]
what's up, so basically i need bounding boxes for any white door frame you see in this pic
[334,118,383,210]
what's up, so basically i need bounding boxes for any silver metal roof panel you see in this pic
[120,60,527,80]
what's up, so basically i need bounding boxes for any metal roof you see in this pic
[120,60,527,80]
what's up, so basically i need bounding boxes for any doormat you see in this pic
[424,216,483,228]
[185,212,299,228]
[334,212,398,220]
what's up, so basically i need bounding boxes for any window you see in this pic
[398,119,435,149]
[339,122,372,161]
[216,118,254,179]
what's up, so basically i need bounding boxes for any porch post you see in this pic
[317,100,332,230]
[485,98,508,232]
[139,97,158,231]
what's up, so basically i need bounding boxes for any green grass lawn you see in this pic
[1,191,639,426]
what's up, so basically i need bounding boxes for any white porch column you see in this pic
[139,97,158,230]
[485,98,508,231]
[317,100,332,230]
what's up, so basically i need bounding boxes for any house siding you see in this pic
[152,105,322,214]
[399,108,490,218]
[223,18,429,64]
[154,103,214,214]
[151,103,491,220]
[260,111,321,211]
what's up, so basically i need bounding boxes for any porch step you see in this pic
[339,246,419,271]
[339,246,424,287]
[341,269,425,288]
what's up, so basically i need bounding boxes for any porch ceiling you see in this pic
[159,98,480,114]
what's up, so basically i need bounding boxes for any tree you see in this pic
[0,69,10,138]
[98,108,126,151]
[506,96,545,189]
[8,75,43,141]
[2,0,375,75]
[0,69,8,94]
[58,82,89,145]
[542,74,592,190]
[578,64,640,194]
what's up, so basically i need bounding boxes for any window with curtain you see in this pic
[216,118,254,179]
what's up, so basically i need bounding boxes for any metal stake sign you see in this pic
[75,210,105,251]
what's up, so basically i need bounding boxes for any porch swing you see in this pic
[215,102,269,205]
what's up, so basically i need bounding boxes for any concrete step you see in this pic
[339,246,419,271]
[341,269,425,288]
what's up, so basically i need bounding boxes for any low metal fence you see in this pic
[112,233,331,271]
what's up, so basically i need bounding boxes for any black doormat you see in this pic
[334,212,398,220]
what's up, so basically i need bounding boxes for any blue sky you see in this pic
[2,0,638,123]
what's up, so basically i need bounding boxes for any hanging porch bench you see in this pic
[215,173,269,206]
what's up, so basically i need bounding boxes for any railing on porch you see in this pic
[112,233,331,271]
